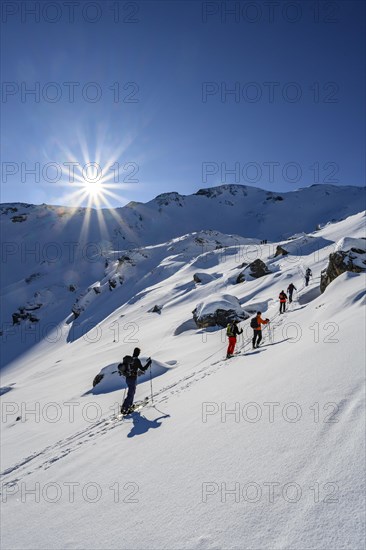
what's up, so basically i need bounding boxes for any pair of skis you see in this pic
[116,397,150,420]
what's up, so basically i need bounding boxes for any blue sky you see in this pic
[1,0,365,207]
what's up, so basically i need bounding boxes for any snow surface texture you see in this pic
[0,188,365,549]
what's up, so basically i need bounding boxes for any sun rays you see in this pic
[45,131,138,240]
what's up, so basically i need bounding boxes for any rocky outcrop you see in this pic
[265,194,284,202]
[155,192,184,208]
[249,259,272,278]
[149,305,162,314]
[11,214,27,223]
[237,259,271,283]
[12,307,40,325]
[274,245,288,257]
[192,294,248,328]
[320,238,366,292]
[25,273,42,284]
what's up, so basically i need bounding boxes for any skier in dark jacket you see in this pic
[226,320,243,359]
[305,268,312,287]
[121,348,151,414]
[287,283,297,303]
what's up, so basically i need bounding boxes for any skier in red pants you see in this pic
[226,320,243,359]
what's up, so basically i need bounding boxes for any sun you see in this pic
[81,163,104,197]
[83,177,103,198]
[51,131,136,218]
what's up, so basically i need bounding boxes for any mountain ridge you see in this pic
[1,184,365,248]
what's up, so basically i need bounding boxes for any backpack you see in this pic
[118,355,134,377]
[226,323,234,337]
[250,316,259,329]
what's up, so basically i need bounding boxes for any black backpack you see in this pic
[250,316,259,329]
[118,355,134,377]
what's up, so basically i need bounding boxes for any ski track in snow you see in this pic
[0,304,349,491]
[0,348,236,489]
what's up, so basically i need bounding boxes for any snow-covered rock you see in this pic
[237,259,272,282]
[192,294,248,328]
[320,237,366,292]
[193,272,219,284]
[274,244,289,256]
[91,359,171,394]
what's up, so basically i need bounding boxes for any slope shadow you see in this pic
[174,318,197,335]
[297,286,321,305]
[0,385,15,396]
[126,411,170,438]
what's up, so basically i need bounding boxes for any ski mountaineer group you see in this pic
[118,276,310,413]
[225,279,301,358]
[226,312,270,358]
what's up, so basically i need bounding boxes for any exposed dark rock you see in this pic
[274,245,288,257]
[149,305,162,314]
[194,185,247,199]
[117,255,135,266]
[25,273,41,284]
[93,373,104,387]
[248,259,272,278]
[109,279,117,290]
[11,214,27,223]
[192,308,248,328]
[2,206,18,214]
[72,308,80,319]
[266,195,284,202]
[12,309,39,325]
[320,247,366,292]
[155,192,184,207]
[192,295,248,328]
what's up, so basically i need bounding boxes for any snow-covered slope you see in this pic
[0,200,365,549]
[1,183,365,367]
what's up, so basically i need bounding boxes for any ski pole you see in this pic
[149,363,154,404]
[268,322,273,345]
[121,387,127,412]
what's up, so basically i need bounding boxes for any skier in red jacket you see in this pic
[279,291,287,314]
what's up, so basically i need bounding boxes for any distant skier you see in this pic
[287,283,297,303]
[305,268,312,287]
[226,319,243,359]
[279,290,287,314]
[251,312,269,349]
[119,348,152,414]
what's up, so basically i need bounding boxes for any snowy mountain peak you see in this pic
[194,184,249,198]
